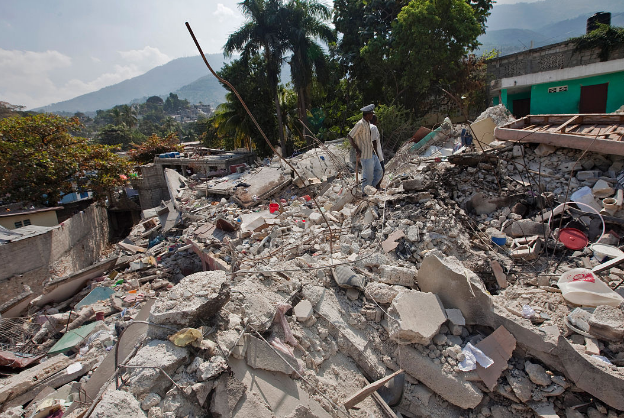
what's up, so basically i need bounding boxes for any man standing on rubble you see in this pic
[347,104,382,194]
[370,114,385,188]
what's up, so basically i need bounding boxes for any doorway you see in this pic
[580,83,608,113]
[512,98,531,118]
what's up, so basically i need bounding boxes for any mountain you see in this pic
[478,29,548,56]
[479,1,624,56]
[174,74,227,106]
[486,0,624,32]
[35,54,227,113]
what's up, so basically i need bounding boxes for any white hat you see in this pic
[360,104,375,113]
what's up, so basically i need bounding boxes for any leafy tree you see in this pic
[120,105,138,128]
[571,24,624,62]
[225,0,289,154]
[95,124,143,149]
[163,93,190,113]
[0,114,131,205]
[382,0,482,107]
[208,55,278,156]
[333,0,492,110]
[284,0,335,143]
[128,133,183,165]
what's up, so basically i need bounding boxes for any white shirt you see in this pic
[371,125,384,162]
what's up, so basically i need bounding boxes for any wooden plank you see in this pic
[343,369,404,410]
[372,392,399,418]
[494,127,624,156]
[555,115,580,133]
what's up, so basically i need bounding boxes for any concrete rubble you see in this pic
[3,106,624,417]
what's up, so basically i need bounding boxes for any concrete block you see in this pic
[379,265,415,287]
[388,290,447,345]
[588,305,624,341]
[503,219,547,238]
[446,309,466,326]
[525,361,552,386]
[365,282,399,304]
[197,356,228,381]
[418,253,493,325]
[148,271,230,339]
[125,340,190,398]
[245,335,299,375]
[294,300,313,322]
[399,345,483,409]
[91,390,145,418]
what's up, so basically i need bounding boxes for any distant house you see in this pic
[0,206,63,230]
[487,16,624,118]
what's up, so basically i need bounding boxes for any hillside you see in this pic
[479,5,624,56]
[174,74,227,107]
[486,0,624,32]
[35,54,226,113]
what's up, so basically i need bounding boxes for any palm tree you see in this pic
[284,0,335,144]
[121,105,138,128]
[224,0,289,154]
[211,93,255,151]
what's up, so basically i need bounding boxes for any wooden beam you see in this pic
[494,128,624,156]
[555,115,580,133]
[343,369,404,410]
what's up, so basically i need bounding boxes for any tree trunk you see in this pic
[274,90,287,156]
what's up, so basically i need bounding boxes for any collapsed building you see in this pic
[1,106,624,418]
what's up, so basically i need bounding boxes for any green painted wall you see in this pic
[501,89,508,108]
[530,71,624,114]
[507,91,531,115]
[492,96,500,106]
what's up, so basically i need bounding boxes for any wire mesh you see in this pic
[0,317,45,356]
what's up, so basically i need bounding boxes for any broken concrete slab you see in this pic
[197,355,229,381]
[124,339,190,398]
[399,345,483,409]
[209,374,247,418]
[0,355,73,404]
[32,256,118,308]
[364,282,399,305]
[245,334,299,375]
[379,265,415,287]
[588,305,624,341]
[91,390,145,418]
[418,253,493,325]
[503,219,548,238]
[505,369,534,403]
[294,300,313,322]
[148,270,229,339]
[229,357,332,418]
[525,361,552,386]
[388,290,447,345]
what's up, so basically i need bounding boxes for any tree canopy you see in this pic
[0,114,131,206]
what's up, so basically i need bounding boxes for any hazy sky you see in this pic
[1,0,528,110]
[0,1,246,109]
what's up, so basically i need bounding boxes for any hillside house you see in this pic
[0,205,63,230]
[487,23,624,118]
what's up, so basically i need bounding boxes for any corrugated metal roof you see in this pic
[0,225,54,244]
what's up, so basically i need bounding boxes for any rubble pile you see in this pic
[2,106,624,418]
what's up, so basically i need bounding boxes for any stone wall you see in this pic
[488,41,624,83]
[132,164,170,210]
[0,203,111,305]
